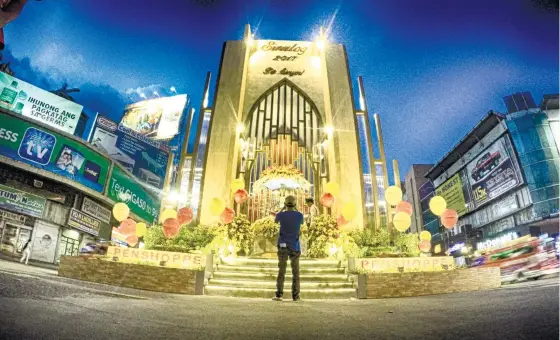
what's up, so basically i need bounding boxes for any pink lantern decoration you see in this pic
[162,218,180,238]
[220,208,235,224]
[234,189,249,205]
[419,240,431,253]
[119,218,137,237]
[396,201,413,216]
[320,193,335,208]
[126,235,139,247]
[337,215,349,227]
[177,207,194,225]
[441,209,459,229]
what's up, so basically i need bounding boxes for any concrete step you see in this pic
[211,271,353,282]
[217,264,344,274]
[221,257,343,268]
[209,279,354,289]
[205,285,357,299]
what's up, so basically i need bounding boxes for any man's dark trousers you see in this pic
[275,247,300,299]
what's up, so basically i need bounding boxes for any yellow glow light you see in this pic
[324,125,334,136]
[236,123,244,134]
[311,56,321,69]
[246,35,254,47]
[316,39,325,50]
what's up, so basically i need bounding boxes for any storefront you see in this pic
[0,208,35,259]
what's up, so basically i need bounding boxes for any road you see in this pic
[0,261,558,340]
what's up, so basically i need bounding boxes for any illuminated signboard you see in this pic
[119,94,188,140]
[477,232,519,251]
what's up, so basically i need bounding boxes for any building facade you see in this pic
[423,92,559,256]
[186,26,396,229]
[404,164,434,234]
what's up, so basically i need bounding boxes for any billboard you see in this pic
[0,183,46,217]
[0,111,111,192]
[67,208,106,236]
[435,172,469,216]
[107,166,160,223]
[466,137,521,206]
[91,115,170,189]
[119,94,188,140]
[0,72,83,134]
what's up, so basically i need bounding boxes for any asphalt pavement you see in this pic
[0,260,558,340]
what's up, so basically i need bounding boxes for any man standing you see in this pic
[273,195,303,302]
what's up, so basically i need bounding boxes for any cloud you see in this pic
[1,47,126,122]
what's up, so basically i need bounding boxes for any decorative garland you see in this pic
[253,165,311,193]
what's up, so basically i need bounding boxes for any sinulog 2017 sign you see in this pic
[0,111,111,192]
[0,73,83,135]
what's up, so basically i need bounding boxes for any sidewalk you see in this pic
[0,257,58,277]
[0,252,59,271]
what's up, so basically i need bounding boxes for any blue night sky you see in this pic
[4,0,558,178]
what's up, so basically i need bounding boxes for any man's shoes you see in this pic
[272,296,283,301]
[293,297,302,302]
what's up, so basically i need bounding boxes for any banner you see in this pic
[81,197,111,224]
[119,94,188,140]
[106,246,206,268]
[435,172,468,216]
[357,257,455,272]
[107,166,160,222]
[0,183,46,217]
[91,115,169,189]
[0,111,110,192]
[466,137,520,206]
[0,73,83,134]
[67,208,105,236]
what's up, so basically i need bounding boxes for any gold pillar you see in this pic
[357,76,379,230]
[374,113,392,225]
[160,152,175,214]
[393,159,401,189]
[176,107,196,190]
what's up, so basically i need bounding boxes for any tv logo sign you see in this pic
[18,128,56,165]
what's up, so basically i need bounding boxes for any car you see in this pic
[471,151,501,181]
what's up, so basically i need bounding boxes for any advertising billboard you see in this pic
[67,208,105,236]
[107,166,160,223]
[466,137,521,206]
[91,115,170,189]
[0,73,83,135]
[0,183,46,217]
[119,94,188,140]
[435,172,469,216]
[0,111,111,192]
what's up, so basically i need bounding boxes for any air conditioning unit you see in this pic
[33,179,43,188]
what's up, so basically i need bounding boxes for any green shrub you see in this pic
[307,215,339,258]
[144,223,215,253]
[251,216,279,240]
[224,214,254,255]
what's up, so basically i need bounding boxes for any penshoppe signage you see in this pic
[106,246,206,268]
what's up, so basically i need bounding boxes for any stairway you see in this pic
[205,257,357,299]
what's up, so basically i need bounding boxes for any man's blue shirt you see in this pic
[275,210,303,252]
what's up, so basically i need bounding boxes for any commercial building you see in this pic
[404,164,433,233]
[181,25,398,229]
[423,92,559,258]
[0,107,160,265]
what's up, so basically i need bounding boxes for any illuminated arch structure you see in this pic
[178,25,400,229]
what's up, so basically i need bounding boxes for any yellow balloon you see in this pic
[420,230,432,241]
[112,203,130,222]
[429,196,447,216]
[210,197,226,216]
[393,212,411,232]
[136,223,147,237]
[385,186,403,206]
[325,182,340,197]
[341,202,358,221]
[159,208,178,223]
[231,178,245,193]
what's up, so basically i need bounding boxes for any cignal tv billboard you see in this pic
[0,73,83,135]
[119,94,187,140]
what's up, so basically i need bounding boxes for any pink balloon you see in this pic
[126,235,138,247]
[162,218,180,238]
[234,189,249,204]
[177,207,194,225]
[119,218,137,237]
[441,209,458,229]
[396,201,413,216]
[320,193,335,208]
[220,208,235,224]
